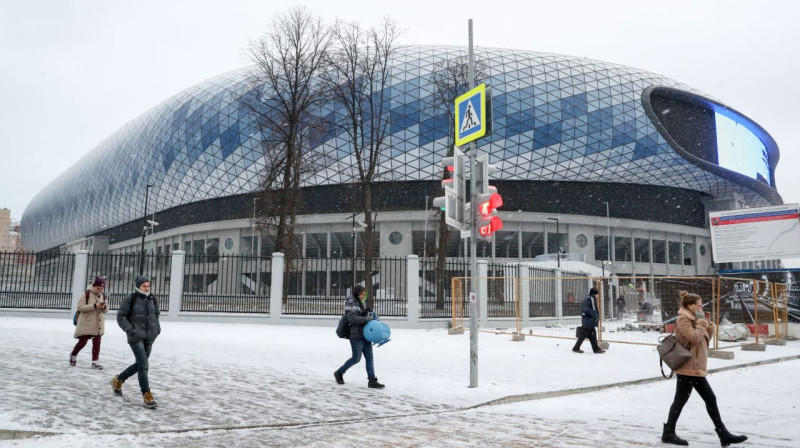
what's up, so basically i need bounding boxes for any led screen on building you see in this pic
[715,112,771,186]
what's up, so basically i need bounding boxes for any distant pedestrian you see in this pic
[615,296,626,318]
[639,299,653,319]
[661,291,747,446]
[572,287,605,354]
[70,276,107,369]
[110,275,161,409]
[333,285,385,389]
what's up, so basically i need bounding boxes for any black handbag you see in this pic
[657,332,691,379]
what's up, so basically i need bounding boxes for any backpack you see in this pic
[73,290,91,326]
[335,315,351,339]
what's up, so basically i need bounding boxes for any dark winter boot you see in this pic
[661,423,689,446]
[143,390,158,409]
[91,362,103,370]
[715,426,747,446]
[367,377,385,389]
[110,375,124,396]
[334,370,344,385]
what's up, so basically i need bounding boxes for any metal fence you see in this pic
[419,258,469,318]
[486,263,519,318]
[283,257,406,316]
[0,251,74,309]
[4,249,799,333]
[182,254,271,313]
[88,253,171,311]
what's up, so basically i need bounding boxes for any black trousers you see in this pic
[573,326,601,352]
[666,374,724,429]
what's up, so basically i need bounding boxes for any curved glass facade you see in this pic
[22,46,781,251]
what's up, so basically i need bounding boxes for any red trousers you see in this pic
[71,335,101,361]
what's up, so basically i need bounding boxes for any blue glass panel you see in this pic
[560,93,588,120]
[632,135,659,160]
[611,121,636,147]
[220,124,241,159]
[532,122,562,150]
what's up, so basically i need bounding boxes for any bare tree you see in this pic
[429,54,488,307]
[243,6,331,258]
[322,17,400,299]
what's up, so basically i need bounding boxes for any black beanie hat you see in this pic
[135,275,151,288]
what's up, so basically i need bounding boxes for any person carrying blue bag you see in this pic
[333,285,385,389]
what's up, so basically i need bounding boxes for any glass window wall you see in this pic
[634,238,650,263]
[594,235,609,261]
[614,236,632,262]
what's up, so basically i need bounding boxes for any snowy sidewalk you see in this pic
[1,316,799,447]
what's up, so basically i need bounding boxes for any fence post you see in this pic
[270,252,284,324]
[406,255,419,324]
[478,260,488,327]
[168,250,185,319]
[70,250,89,316]
[518,263,530,329]
[554,268,563,325]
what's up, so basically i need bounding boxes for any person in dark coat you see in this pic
[110,275,161,408]
[333,285,385,388]
[661,291,747,446]
[615,296,626,319]
[572,287,605,354]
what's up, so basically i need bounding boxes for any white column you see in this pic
[168,250,185,319]
[477,260,488,327]
[406,255,420,325]
[270,252,284,323]
[70,250,89,316]
[555,268,563,325]
[518,263,531,328]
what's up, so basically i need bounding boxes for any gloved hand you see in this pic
[366,312,374,322]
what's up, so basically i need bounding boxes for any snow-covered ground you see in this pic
[1,315,798,447]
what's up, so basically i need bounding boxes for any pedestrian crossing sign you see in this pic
[455,83,490,147]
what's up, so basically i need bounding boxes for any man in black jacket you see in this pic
[333,285,385,388]
[573,287,605,354]
[110,275,162,408]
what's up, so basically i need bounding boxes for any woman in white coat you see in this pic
[70,277,107,369]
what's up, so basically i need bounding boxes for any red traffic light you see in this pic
[477,215,503,237]
[477,193,503,216]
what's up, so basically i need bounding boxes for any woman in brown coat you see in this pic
[70,277,108,369]
[661,291,747,446]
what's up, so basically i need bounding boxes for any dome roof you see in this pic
[21,45,779,251]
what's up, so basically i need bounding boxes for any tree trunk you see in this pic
[363,181,374,307]
[436,213,450,310]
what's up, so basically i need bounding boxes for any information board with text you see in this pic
[709,204,800,263]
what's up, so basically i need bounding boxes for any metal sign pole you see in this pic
[468,18,479,388]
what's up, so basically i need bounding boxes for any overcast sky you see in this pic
[1,1,798,221]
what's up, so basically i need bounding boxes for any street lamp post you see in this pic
[602,201,613,318]
[602,202,611,275]
[547,217,560,268]
[139,184,153,275]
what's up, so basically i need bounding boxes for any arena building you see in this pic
[21,46,783,276]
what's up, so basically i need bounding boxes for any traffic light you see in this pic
[432,147,467,230]
[474,154,502,240]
